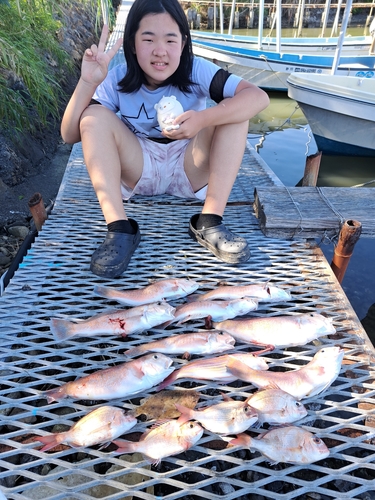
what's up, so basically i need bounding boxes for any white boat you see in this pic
[191,30,372,55]
[286,73,375,156]
[192,38,375,91]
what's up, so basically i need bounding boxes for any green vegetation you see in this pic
[0,0,113,134]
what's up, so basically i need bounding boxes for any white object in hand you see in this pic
[155,95,184,131]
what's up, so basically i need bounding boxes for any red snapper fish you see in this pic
[94,278,199,306]
[157,352,269,390]
[34,406,137,451]
[123,331,235,358]
[162,297,258,327]
[113,418,204,465]
[213,312,336,347]
[246,388,307,425]
[176,397,258,435]
[50,302,176,341]
[191,283,291,302]
[44,353,175,403]
[229,426,329,464]
[226,346,344,400]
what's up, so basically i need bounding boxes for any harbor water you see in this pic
[247,91,375,344]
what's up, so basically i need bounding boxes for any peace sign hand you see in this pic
[81,25,123,87]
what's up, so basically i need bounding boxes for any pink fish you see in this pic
[113,418,203,465]
[190,283,291,302]
[44,353,175,402]
[157,352,269,391]
[162,297,258,327]
[226,346,344,400]
[213,312,336,348]
[94,278,199,306]
[50,302,176,341]
[176,397,258,435]
[229,426,329,464]
[123,331,235,358]
[246,388,307,425]
[34,406,137,451]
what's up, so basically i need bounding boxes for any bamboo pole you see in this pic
[331,219,362,284]
[28,193,47,232]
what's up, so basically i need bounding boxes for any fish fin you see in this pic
[98,441,112,450]
[50,318,75,342]
[227,433,251,448]
[94,285,114,300]
[185,293,200,303]
[220,392,234,402]
[35,433,65,452]
[112,439,137,454]
[175,403,194,424]
[122,346,144,358]
[156,370,178,391]
[44,386,66,404]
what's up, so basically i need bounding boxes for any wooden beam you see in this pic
[253,186,375,239]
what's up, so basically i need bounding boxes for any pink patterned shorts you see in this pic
[120,137,207,201]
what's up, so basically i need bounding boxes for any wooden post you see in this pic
[302,151,322,187]
[28,192,47,232]
[331,219,362,284]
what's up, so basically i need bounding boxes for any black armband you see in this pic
[209,68,232,103]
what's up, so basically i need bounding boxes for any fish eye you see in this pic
[153,354,159,359]
[189,423,194,428]
[296,402,302,407]
[313,437,322,444]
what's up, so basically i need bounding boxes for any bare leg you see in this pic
[79,106,144,277]
[185,120,251,263]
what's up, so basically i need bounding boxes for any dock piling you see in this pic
[331,219,362,284]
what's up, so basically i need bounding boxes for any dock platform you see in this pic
[1,3,375,499]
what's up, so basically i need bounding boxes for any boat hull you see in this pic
[287,74,375,157]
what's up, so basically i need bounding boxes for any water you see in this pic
[247,91,375,343]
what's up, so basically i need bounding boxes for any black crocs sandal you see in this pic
[90,218,141,278]
[188,214,250,264]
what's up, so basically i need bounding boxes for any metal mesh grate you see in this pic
[1,141,375,500]
[1,3,375,497]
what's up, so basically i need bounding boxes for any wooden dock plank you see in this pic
[253,186,375,239]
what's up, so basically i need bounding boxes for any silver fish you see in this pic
[94,278,199,306]
[123,331,235,358]
[163,297,258,327]
[50,302,176,341]
[226,346,344,400]
[157,352,269,391]
[213,312,336,347]
[191,283,291,302]
[246,388,307,424]
[176,398,258,435]
[35,406,137,451]
[229,426,329,464]
[113,418,204,465]
[44,353,175,402]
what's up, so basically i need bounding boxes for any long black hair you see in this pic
[118,0,194,94]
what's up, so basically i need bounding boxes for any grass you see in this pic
[0,0,114,135]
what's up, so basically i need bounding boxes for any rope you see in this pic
[283,185,305,236]
[316,187,346,225]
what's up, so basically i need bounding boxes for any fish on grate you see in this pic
[160,297,258,328]
[123,331,236,358]
[189,282,292,302]
[34,406,137,451]
[176,395,258,435]
[213,312,336,348]
[157,352,269,390]
[228,426,330,464]
[44,353,175,402]
[113,418,204,465]
[246,388,308,425]
[94,278,199,306]
[226,346,344,400]
[50,302,176,341]
[133,389,201,420]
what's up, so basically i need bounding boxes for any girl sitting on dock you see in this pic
[60,0,269,278]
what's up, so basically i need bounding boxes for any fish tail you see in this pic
[50,318,75,342]
[44,386,66,404]
[123,345,145,358]
[113,439,138,454]
[35,433,66,452]
[175,403,195,423]
[93,285,113,300]
[156,370,178,391]
[228,433,252,448]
